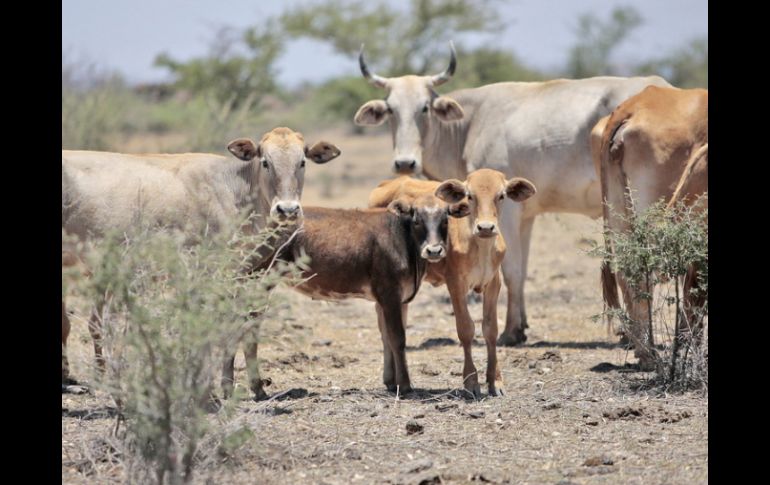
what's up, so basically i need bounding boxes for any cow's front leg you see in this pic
[482,272,504,396]
[447,277,480,398]
[378,297,412,394]
[375,302,396,388]
[243,326,270,401]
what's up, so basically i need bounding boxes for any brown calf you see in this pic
[226,194,464,400]
[369,169,536,397]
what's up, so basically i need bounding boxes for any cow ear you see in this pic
[387,199,413,218]
[505,177,537,202]
[435,179,466,204]
[432,96,464,122]
[448,201,470,218]
[227,138,260,161]
[354,100,389,126]
[306,141,341,164]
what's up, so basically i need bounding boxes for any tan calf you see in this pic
[370,169,536,397]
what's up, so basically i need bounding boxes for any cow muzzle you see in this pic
[421,244,446,262]
[394,159,419,174]
[272,201,303,219]
[473,221,498,238]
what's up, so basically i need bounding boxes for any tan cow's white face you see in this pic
[436,169,537,239]
[228,127,341,219]
[354,43,464,175]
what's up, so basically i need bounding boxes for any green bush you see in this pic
[591,195,708,391]
[69,215,307,484]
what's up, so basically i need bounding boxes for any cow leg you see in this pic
[617,274,656,370]
[518,216,535,330]
[62,299,74,384]
[378,297,411,394]
[497,203,529,346]
[88,300,106,375]
[376,302,396,388]
[221,353,236,399]
[482,272,504,396]
[447,278,480,398]
[243,312,272,401]
[682,263,706,345]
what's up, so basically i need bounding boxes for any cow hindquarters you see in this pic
[482,271,504,396]
[498,205,533,346]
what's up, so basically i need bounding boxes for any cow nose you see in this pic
[276,201,301,216]
[394,159,417,173]
[476,221,496,234]
[423,245,446,260]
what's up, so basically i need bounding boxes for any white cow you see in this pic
[354,43,671,345]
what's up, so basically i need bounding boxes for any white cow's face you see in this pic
[354,43,464,176]
[227,128,341,219]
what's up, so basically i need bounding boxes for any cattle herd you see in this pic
[61,43,708,401]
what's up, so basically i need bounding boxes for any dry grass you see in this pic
[63,130,707,484]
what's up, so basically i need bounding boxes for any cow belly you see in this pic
[294,280,375,302]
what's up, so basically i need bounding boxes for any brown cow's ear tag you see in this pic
[306,141,342,164]
[227,138,260,161]
[505,177,537,202]
[448,201,470,218]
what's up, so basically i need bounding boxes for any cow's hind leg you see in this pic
[243,325,269,401]
[498,206,533,346]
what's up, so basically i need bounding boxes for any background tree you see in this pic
[636,37,708,88]
[565,6,643,78]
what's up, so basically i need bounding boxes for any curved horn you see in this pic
[430,41,457,87]
[359,44,388,88]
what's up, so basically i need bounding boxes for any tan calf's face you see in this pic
[227,127,341,219]
[436,168,536,239]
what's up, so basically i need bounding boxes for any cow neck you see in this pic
[422,91,475,181]
[235,159,271,231]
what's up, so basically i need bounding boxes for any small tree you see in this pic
[71,214,307,483]
[591,196,708,390]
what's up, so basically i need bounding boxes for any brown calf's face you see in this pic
[227,127,341,219]
[354,43,464,175]
[436,168,536,239]
[387,194,468,262]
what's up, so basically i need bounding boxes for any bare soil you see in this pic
[62,129,707,484]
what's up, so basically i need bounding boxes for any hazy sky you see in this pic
[62,0,708,87]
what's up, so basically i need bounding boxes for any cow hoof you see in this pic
[251,379,272,402]
[62,376,80,386]
[488,387,505,397]
[497,330,527,347]
[386,384,413,395]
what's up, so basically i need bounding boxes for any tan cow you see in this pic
[370,169,536,397]
[355,42,671,347]
[61,127,341,392]
[593,86,708,368]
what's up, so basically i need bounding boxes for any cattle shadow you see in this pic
[62,406,120,420]
[523,340,625,350]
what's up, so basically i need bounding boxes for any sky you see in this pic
[62,0,708,88]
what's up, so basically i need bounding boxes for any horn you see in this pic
[359,44,388,88]
[430,41,457,86]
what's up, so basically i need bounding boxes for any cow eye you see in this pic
[300,159,306,168]
[499,193,505,201]
[422,104,429,114]
[467,194,473,201]
[261,158,269,169]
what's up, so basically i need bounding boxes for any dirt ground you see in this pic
[62,129,707,484]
